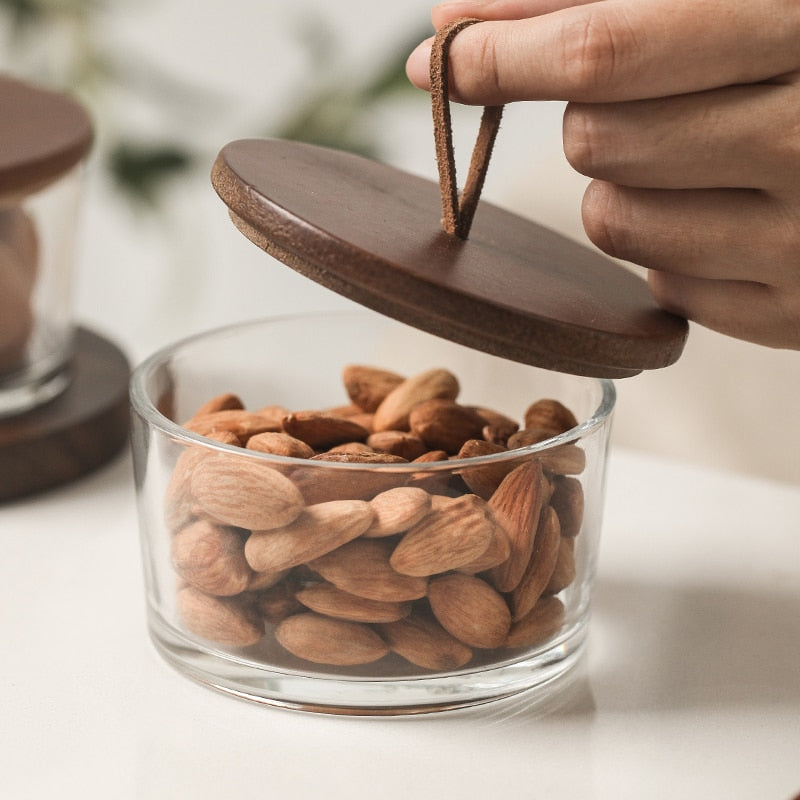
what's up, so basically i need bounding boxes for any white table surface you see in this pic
[2,446,798,800]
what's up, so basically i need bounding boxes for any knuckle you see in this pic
[560,6,637,95]
[580,181,632,259]
[562,103,603,176]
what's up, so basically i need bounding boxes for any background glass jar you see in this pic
[0,75,93,417]
[130,311,615,714]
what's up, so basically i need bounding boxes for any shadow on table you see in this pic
[588,577,800,712]
[415,575,799,730]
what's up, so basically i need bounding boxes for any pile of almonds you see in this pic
[165,364,586,673]
[0,207,38,373]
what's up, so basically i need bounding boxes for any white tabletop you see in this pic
[2,446,798,800]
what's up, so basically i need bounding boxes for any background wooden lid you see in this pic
[0,75,94,198]
[211,138,689,378]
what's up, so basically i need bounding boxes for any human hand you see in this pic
[406,0,800,348]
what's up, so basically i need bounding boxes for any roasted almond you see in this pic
[363,486,432,537]
[408,399,485,454]
[378,613,473,671]
[456,439,516,499]
[487,460,549,593]
[549,475,585,537]
[366,430,428,461]
[544,536,576,595]
[537,444,586,476]
[183,409,283,440]
[504,596,565,649]
[457,515,512,573]
[510,505,562,621]
[164,431,242,532]
[190,453,305,531]
[342,364,405,412]
[523,398,579,434]
[292,452,408,505]
[177,586,264,647]
[428,573,511,649]
[390,493,496,577]
[281,411,370,449]
[468,405,520,444]
[246,431,315,459]
[311,538,428,602]
[171,519,252,596]
[296,582,412,623]
[244,499,374,572]
[372,367,460,432]
[255,578,304,623]
[191,392,244,417]
[275,613,389,666]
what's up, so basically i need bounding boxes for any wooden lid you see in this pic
[211,138,688,378]
[0,75,94,199]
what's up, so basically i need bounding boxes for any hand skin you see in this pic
[406,0,800,348]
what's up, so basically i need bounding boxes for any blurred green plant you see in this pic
[0,0,427,210]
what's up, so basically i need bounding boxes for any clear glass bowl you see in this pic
[130,311,615,714]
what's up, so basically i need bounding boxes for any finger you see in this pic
[406,0,800,105]
[563,80,800,193]
[648,272,800,349]
[430,0,596,28]
[581,181,800,285]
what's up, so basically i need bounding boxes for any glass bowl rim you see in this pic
[129,312,616,473]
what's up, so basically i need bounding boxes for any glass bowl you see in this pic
[130,311,615,714]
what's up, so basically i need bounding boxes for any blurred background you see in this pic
[2,0,798,484]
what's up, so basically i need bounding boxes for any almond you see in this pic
[366,430,428,461]
[549,475,584,537]
[389,493,496,577]
[310,538,428,602]
[246,431,315,459]
[342,364,405,412]
[246,567,289,592]
[275,613,389,666]
[171,519,252,596]
[296,582,412,623]
[408,399,485,454]
[324,442,376,456]
[378,613,473,670]
[456,516,511,573]
[164,431,241,532]
[183,409,283,440]
[372,367,459,432]
[487,460,549,593]
[244,499,374,572]
[468,405,520,444]
[510,505,562,621]
[456,439,516,499]
[506,426,555,450]
[544,536,576,595]
[428,573,511,649]
[177,586,264,647]
[363,486,432,537]
[191,392,244,417]
[504,596,565,649]
[524,398,579,434]
[537,444,586,476]
[281,410,370,449]
[190,453,305,531]
[255,578,304,623]
[292,452,408,505]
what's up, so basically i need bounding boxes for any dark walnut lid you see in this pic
[211,138,688,378]
[0,74,94,200]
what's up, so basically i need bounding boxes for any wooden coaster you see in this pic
[0,327,130,502]
[211,138,688,378]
